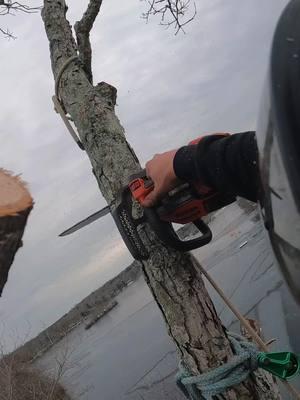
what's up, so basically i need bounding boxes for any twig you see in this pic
[141,0,196,34]
[0,26,15,38]
[0,1,41,38]
[0,1,41,15]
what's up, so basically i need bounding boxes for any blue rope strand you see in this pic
[176,332,259,400]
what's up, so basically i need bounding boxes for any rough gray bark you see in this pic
[42,1,280,398]
[0,169,33,295]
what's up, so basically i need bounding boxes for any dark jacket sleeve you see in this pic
[173,132,260,202]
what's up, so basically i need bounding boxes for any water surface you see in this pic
[37,203,300,399]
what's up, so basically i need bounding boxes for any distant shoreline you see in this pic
[13,221,201,363]
[13,260,142,363]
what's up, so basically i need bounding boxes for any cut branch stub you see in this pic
[0,169,33,295]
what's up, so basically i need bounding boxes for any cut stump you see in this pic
[0,169,33,295]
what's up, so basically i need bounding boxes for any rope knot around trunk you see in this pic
[176,332,259,400]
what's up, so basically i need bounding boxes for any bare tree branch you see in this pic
[0,1,41,15]
[0,0,41,38]
[0,26,15,38]
[0,339,72,400]
[74,0,103,84]
[142,0,197,34]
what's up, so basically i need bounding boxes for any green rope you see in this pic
[176,332,259,400]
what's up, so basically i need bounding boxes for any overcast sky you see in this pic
[0,0,289,351]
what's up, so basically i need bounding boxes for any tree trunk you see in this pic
[0,169,33,295]
[42,1,280,398]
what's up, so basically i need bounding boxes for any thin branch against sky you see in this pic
[0,0,41,38]
[142,0,197,34]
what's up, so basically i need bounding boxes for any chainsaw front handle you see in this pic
[144,208,212,252]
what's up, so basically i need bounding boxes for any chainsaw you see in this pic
[59,169,235,260]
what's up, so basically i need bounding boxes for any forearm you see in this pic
[173,132,260,202]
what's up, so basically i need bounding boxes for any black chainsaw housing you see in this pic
[112,184,214,261]
[112,186,149,260]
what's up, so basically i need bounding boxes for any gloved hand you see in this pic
[142,149,181,207]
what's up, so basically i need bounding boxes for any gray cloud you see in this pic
[0,0,289,350]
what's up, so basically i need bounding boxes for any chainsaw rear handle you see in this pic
[144,207,212,252]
